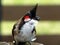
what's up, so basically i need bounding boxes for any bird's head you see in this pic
[22,4,40,23]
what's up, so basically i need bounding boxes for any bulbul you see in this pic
[12,4,40,45]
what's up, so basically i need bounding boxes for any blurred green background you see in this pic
[2,0,60,5]
[1,21,60,35]
[1,0,60,36]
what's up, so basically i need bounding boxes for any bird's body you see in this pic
[12,4,40,45]
[14,19,37,42]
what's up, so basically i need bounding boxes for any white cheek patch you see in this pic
[24,18,31,22]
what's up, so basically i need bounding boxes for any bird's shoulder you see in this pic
[12,18,25,36]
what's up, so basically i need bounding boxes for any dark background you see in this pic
[1,6,60,45]
[0,0,2,41]
[2,6,60,20]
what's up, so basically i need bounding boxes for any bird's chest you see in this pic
[20,22,34,35]
[15,23,35,41]
[14,20,36,41]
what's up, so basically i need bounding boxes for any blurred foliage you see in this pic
[1,21,60,36]
[2,0,60,6]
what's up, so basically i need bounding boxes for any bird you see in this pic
[12,4,40,45]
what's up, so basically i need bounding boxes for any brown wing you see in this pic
[12,17,25,37]
[12,24,20,37]
[12,24,16,37]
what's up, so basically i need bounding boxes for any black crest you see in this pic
[23,4,38,20]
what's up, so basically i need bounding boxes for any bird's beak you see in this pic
[36,16,40,21]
